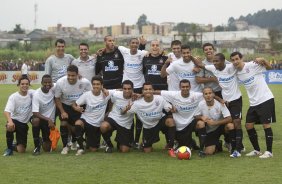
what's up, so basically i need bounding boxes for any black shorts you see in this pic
[81,119,101,149]
[246,98,276,124]
[175,120,196,148]
[228,97,242,120]
[142,116,168,148]
[214,90,223,99]
[36,119,51,142]
[205,125,225,147]
[133,87,143,94]
[106,117,132,147]
[9,119,29,147]
[58,103,82,126]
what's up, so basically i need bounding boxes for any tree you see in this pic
[9,24,25,34]
[214,25,225,32]
[268,28,281,50]
[136,14,149,34]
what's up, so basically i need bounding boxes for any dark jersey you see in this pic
[143,54,168,90]
[96,48,124,89]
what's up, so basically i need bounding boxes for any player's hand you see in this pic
[48,119,55,130]
[253,58,266,66]
[131,93,141,101]
[165,55,173,65]
[92,53,97,59]
[122,101,133,113]
[74,106,84,113]
[6,121,15,131]
[192,67,201,73]
[102,88,109,97]
[169,105,178,113]
[61,112,69,119]
[139,35,147,45]
[97,48,106,56]
[201,116,210,122]
[206,119,217,126]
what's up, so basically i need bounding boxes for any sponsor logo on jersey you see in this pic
[218,76,234,83]
[140,111,161,118]
[105,60,118,71]
[159,59,164,64]
[241,76,255,85]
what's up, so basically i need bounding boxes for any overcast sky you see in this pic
[1,0,282,31]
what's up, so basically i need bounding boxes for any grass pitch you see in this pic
[0,84,281,184]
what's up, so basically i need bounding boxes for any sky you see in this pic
[1,0,282,31]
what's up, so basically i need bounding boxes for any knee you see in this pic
[263,123,271,129]
[42,141,51,152]
[245,123,254,130]
[226,123,234,131]
[165,118,175,127]
[32,118,40,127]
[17,145,26,153]
[196,120,205,129]
[119,145,130,153]
[100,122,111,133]
[89,147,98,152]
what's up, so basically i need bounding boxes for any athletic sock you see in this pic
[6,131,14,150]
[102,131,113,148]
[229,129,236,152]
[75,125,84,150]
[264,127,273,153]
[32,126,41,148]
[247,128,260,151]
[167,126,176,149]
[71,131,77,143]
[60,126,68,147]
[198,128,207,151]
[236,129,243,152]
[134,117,142,143]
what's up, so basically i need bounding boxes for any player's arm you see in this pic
[254,58,272,70]
[206,116,232,126]
[195,75,218,84]
[33,112,55,129]
[160,56,172,78]
[191,56,205,68]
[71,102,84,113]
[4,111,15,130]
[138,35,147,50]
[55,97,68,119]
[121,101,134,115]
[44,58,52,75]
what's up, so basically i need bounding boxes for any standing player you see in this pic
[161,45,202,92]
[230,52,275,158]
[122,82,176,157]
[72,43,96,82]
[192,53,244,158]
[45,39,75,83]
[3,77,34,156]
[21,60,29,78]
[72,76,115,155]
[100,80,135,153]
[31,74,56,155]
[54,65,92,155]
[194,87,237,155]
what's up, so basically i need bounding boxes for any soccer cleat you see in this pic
[240,147,246,153]
[70,142,78,151]
[245,150,262,157]
[3,149,13,156]
[259,151,273,159]
[230,150,241,158]
[173,141,179,150]
[105,146,113,153]
[224,142,232,153]
[198,150,206,158]
[33,147,41,156]
[99,140,107,149]
[75,149,85,156]
[133,142,140,150]
[168,148,176,158]
[61,147,70,155]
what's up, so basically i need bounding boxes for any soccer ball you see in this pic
[176,146,191,160]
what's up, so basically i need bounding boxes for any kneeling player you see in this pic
[195,87,238,156]
[32,74,56,155]
[100,80,135,153]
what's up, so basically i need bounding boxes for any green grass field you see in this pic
[0,84,281,184]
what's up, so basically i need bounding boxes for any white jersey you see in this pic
[76,90,115,127]
[55,76,92,105]
[128,95,172,129]
[161,91,203,131]
[45,54,75,82]
[71,56,96,82]
[108,91,134,129]
[167,52,181,91]
[166,59,202,92]
[205,64,241,102]
[118,46,147,89]
[236,62,274,106]
[4,90,35,123]
[32,86,56,122]
[195,100,230,133]
[21,63,28,75]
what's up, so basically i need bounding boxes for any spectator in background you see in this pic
[21,60,29,78]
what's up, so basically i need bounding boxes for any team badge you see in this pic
[155,100,160,107]
[108,60,114,67]
[159,59,163,64]
[114,53,119,58]
[151,65,157,72]
[79,84,83,89]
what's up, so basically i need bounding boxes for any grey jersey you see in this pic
[45,54,75,82]
[71,56,96,82]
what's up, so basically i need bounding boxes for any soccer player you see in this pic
[71,43,96,82]
[230,52,275,158]
[157,79,205,156]
[54,65,92,155]
[192,53,244,158]
[3,77,34,156]
[122,82,176,157]
[161,45,202,92]
[194,87,237,155]
[100,80,135,153]
[21,60,29,78]
[31,74,56,155]
[72,76,115,155]
[45,39,75,83]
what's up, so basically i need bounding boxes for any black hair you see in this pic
[79,42,89,48]
[17,76,30,86]
[67,65,79,74]
[55,39,65,46]
[171,40,182,47]
[91,75,103,85]
[202,43,215,51]
[214,53,225,61]
[230,51,243,59]
[181,45,191,50]
[122,80,134,88]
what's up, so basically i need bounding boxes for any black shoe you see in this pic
[33,147,40,156]
[216,140,223,152]
[105,146,113,153]
[198,150,206,157]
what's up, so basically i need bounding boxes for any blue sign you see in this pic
[264,70,282,84]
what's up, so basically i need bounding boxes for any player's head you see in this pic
[202,87,214,102]
[129,38,139,53]
[55,39,65,56]
[213,53,225,70]
[67,65,79,84]
[41,74,53,92]
[181,45,192,62]
[104,35,115,50]
[142,81,154,98]
[91,75,103,94]
[202,43,215,60]
[171,40,182,58]
[17,76,30,93]
[79,43,89,58]
[230,51,243,69]
[179,79,190,97]
[122,80,134,99]
[150,40,161,56]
